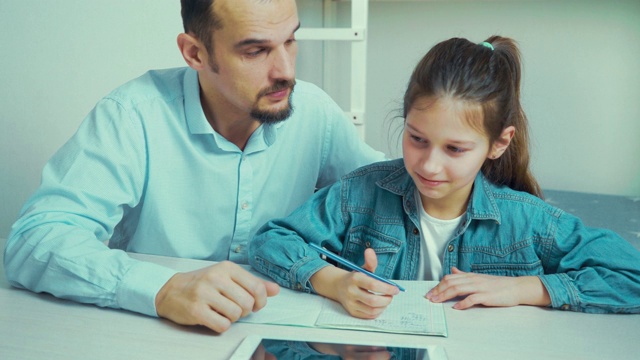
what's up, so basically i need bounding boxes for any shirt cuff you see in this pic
[116,261,178,317]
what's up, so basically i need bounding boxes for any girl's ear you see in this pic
[489,126,515,159]
[177,33,208,71]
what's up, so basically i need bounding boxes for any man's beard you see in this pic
[250,79,296,124]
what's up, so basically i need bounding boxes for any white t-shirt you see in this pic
[415,190,464,280]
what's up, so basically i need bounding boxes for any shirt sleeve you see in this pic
[316,98,386,189]
[3,98,177,317]
[538,212,640,313]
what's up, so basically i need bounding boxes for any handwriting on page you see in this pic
[314,281,447,336]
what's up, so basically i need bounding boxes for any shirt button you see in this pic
[561,304,570,310]
[448,244,455,252]
[234,246,243,253]
[413,228,419,235]
[241,202,249,210]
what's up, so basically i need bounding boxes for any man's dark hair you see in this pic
[180,0,222,54]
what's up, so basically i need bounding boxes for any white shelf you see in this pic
[298,0,369,140]
[296,28,365,41]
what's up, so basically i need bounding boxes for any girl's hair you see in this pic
[403,36,542,198]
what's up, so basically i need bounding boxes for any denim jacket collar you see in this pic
[376,160,501,224]
[467,173,502,224]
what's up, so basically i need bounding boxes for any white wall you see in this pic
[1,0,639,237]
[0,0,185,238]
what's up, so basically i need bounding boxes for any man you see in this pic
[4,0,383,333]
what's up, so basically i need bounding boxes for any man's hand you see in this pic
[155,261,280,333]
[311,248,399,319]
[425,267,550,309]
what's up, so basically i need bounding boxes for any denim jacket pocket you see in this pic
[344,226,403,278]
[470,260,543,277]
[462,236,545,277]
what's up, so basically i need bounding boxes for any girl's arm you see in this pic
[249,184,345,291]
[249,182,399,318]
[426,267,550,309]
[537,213,640,313]
[428,213,640,313]
[310,248,399,318]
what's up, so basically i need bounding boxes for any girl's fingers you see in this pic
[427,272,484,302]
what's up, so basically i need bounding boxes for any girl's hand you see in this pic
[310,248,400,319]
[425,267,551,309]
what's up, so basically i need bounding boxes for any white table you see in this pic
[1,238,638,360]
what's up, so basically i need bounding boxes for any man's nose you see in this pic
[270,46,296,80]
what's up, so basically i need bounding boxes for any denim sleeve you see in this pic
[3,98,177,317]
[249,182,348,293]
[538,212,640,313]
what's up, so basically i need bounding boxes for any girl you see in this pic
[249,36,640,318]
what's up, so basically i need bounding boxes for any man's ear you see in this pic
[177,33,207,70]
[489,125,515,159]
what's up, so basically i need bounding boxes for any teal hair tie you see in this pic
[480,41,494,51]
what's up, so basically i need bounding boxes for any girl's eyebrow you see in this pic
[405,123,423,134]
[406,124,476,146]
[449,139,476,146]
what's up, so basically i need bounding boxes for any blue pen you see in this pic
[309,243,406,292]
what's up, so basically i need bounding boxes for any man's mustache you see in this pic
[257,80,296,98]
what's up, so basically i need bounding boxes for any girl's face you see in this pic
[402,97,492,219]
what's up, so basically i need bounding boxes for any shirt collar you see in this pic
[182,68,285,152]
[183,68,212,135]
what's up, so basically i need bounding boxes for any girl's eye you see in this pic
[410,135,426,143]
[447,146,465,154]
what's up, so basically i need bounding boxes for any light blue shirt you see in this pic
[4,67,384,317]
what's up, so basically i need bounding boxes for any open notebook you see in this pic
[238,280,448,337]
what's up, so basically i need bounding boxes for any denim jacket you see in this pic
[249,159,640,313]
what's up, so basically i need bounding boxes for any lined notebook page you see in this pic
[239,286,324,327]
[314,281,447,336]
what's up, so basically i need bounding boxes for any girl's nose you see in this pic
[420,149,443,175]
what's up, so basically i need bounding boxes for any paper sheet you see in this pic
[239,280,447,337]
[315,281,447,336]
[240,286,324,327]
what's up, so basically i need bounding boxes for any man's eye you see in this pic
[246,49,265,57]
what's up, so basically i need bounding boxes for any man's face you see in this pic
[202,0,299,124]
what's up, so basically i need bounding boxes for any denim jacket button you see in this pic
[365,241,371,248]
[413,228,419,235]
[561,304,570,310]
[448,244,454,252]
